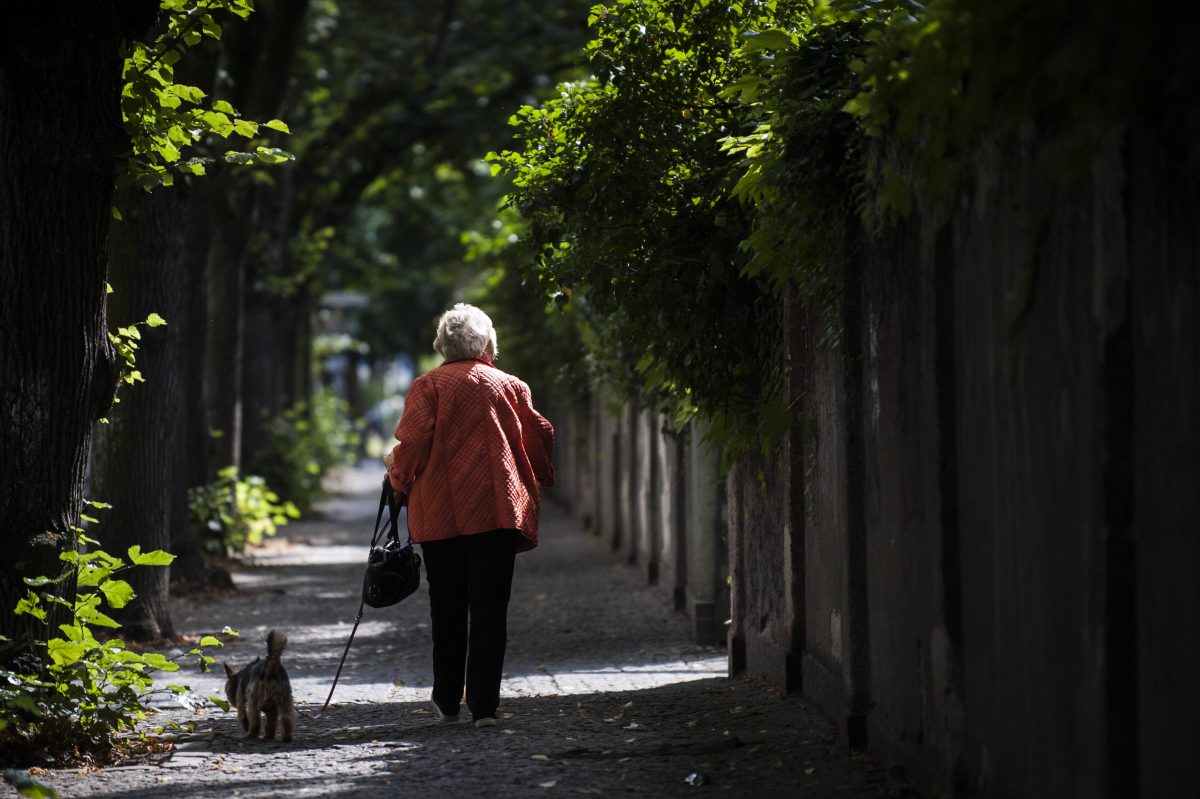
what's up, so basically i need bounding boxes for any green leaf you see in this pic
[168,84,205,104]
[14,596,46,621]
[264,119,290,133]
[198,635,223,647]
[111,206,123,221]
[76,563,113,588]
[2,770,61,799]
[140,652,177,670]
[145,312,167,327]
[200,15,222,39]
[741,29,793,52]
[128,546,176,567]
[56,623,97,644]
[253,146,293,165]
[76,605,121,628]
[46,638,90,666]
[99,579,136,609]
[233,119,259,138]
[200,110,235,137]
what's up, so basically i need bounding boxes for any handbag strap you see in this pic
[301,477,409,721]
[370,477,399,548]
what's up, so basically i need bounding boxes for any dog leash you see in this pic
[298,601,364,721]
[298,480,395,721]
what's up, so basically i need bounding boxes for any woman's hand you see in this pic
[383,448,395,469]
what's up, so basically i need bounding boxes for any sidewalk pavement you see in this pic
[32,465,922,799]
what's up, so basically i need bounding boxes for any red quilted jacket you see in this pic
[386,358,555,551]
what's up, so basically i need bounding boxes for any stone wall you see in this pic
[545,128,1198,799]
[548,400,728,648]
[724,129,1199,798]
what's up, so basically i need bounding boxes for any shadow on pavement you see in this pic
[38,465,922,799]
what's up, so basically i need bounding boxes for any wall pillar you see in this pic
[685,420,723,645]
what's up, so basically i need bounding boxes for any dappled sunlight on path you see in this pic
[164,463,726,708]
[40,464,918,799]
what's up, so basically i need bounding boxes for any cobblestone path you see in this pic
[34,466,921,799]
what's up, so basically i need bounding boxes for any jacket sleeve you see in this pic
[388,375,436,494]
[519,383,555,487]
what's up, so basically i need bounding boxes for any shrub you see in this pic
[187,466,301,555]
[249,389,363,511]
[0,514,235,767]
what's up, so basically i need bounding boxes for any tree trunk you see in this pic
[169,43,223,589]
[204,0,310,483]
[203,178,250,478]
[171,175,221,587]
[0,4,158,658]
[89,187,189,641]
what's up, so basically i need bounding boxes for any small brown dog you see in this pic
[223,629,296,742]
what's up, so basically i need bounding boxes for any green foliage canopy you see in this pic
[119,0,292,193]
[484,0,1194,457]
[490,0,826,452]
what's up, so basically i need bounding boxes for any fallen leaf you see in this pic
[531,754,550,761]
[538,780,557,788]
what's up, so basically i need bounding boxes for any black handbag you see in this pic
[362,476,422,608]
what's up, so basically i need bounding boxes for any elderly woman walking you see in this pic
[384,303,555,727]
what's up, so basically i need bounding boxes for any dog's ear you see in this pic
[223,663,234,677]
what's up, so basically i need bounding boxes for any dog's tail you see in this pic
[264,629,288,677]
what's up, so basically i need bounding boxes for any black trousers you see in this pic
[421,529,520,720]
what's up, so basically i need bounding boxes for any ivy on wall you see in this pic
[480,0,1192,458]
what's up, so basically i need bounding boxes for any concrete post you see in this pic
[685,420,723,645]
[656,417,686,609]
[619,401,638,562]
[634,408,660,583]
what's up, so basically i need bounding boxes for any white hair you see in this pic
[433,303,499,362]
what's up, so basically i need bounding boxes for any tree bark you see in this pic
[89,187,189,641]
[202,176,250,478]
[0,3,158,658]
[204,0,310,483]
[169,41,223,588]
[171,175,221,587]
